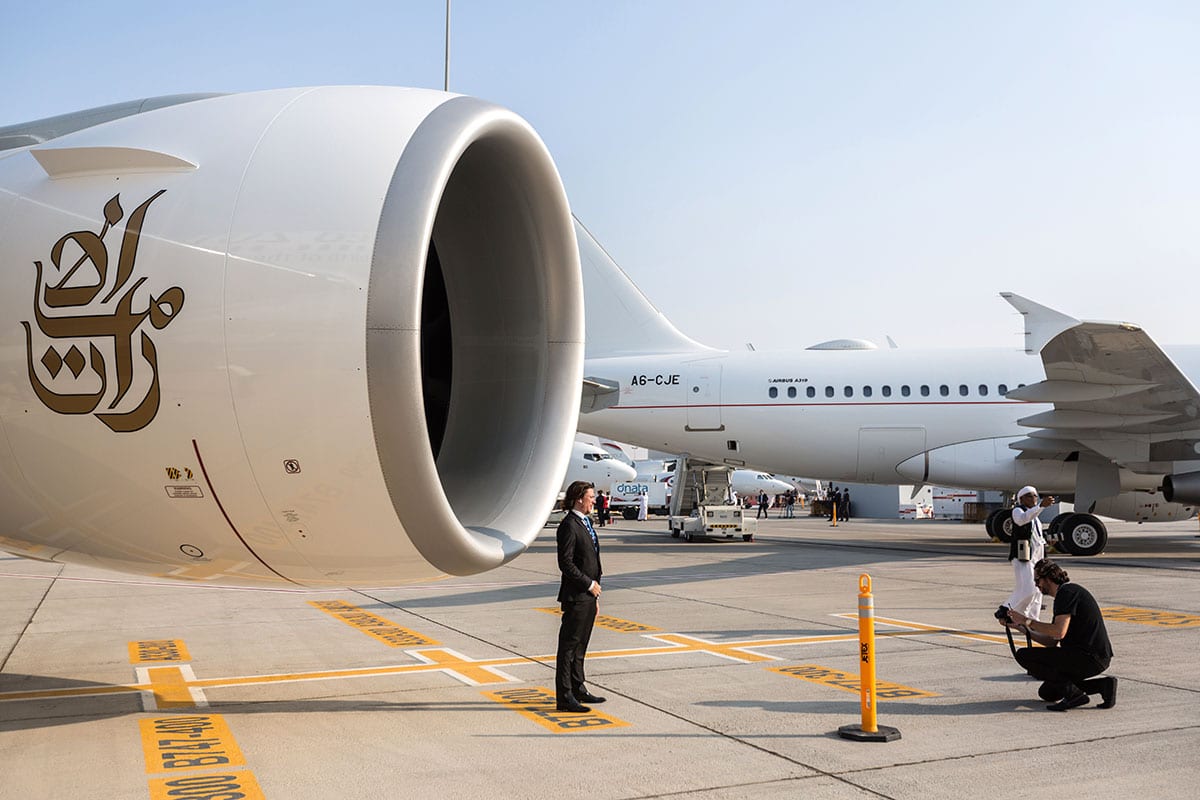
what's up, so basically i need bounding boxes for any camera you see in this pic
[994,604,1011,622]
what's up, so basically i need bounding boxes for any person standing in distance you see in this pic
[555,481,606,713]
[1004,486,1052,622]
[1006,559,1117,711]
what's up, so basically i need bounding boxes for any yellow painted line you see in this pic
[834,613,1014,645]
[148,772,265,800]
[483,686,628,732]
[408,648,517,685]
[648,633,778,663]
[537,607,661,632]
[1101,606,1200,628]
[139,714,246,773]
[129,640,190,664]
[309,599,439,647]
[771,664,939,698]
[0,622,1015,705]
[144,666,199,709]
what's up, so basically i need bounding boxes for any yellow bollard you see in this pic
[830,502,838,527]
[838,574,901,742]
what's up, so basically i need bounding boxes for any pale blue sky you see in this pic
[5,2,1199,349]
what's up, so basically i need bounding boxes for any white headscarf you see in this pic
[1017,485,1038,500]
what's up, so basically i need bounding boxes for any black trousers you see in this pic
[1016,646,1110,698]
[556,595,597,701]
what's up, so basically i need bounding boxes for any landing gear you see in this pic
[1056,514,1108,556]
[984,509,1015,543]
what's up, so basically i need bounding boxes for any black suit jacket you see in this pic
[557,512,602,602]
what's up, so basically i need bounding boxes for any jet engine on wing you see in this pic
[1160,471,1200,505]
[0,87,582,587]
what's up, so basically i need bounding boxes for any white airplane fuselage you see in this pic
[580,345,1200,494]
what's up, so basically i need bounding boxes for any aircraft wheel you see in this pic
[992,512,1015,543]
[984,509,1006,541]
[1058,514,1108,556]
[1045,512,1073,553]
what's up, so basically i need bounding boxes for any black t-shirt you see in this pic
[1053,582,1113,661]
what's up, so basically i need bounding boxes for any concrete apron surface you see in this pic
[2,516,1198,799]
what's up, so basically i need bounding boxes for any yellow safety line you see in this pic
[0,617,1017,704]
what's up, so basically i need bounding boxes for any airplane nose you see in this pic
[615,462,638,480]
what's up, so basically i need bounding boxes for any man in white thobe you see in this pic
[1005,485,1053,620]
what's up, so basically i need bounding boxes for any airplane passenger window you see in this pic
[787,386,797,398]
[998,383,1008,394]
[978,384,989,396]
[940,385,950,397]
[920,385,930,397]
[882,385,892,397]
[825,386,834,398]
[901,385,911,397]
[769,386,778,399]
[959,384,968,396]
[844,386,853,398]
[863,386,873,397]
[807,386,815,398]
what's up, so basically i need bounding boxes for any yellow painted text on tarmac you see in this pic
[772,664,938,698]
[309,599,439,646]
[483,686,629,732]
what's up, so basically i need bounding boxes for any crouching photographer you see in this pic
[1004,559,1117,711]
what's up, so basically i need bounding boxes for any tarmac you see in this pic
[2,514,1198,799]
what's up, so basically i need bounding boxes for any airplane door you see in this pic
[685,366,723,431]
[857,427,926,482]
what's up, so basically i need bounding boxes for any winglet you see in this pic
[1000,293,1080,354]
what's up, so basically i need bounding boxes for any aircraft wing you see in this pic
[1001,293,1200,507]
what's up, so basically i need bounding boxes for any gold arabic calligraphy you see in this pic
[21,190,184,432]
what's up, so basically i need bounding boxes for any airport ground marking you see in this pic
[483,686,629,733]
[536,607,661,632]
[406,648,521,685]
[139,714,265,800]
[833,612,1013,646]
[129,638,207,711]
[1101,606,1200,627]
[136,665,208,710]
[309,599,439,646]
[147,772,266,800]
[771,664,939,699]
[130,639,190,664]
[139,714,246,773]
[645,633,780,663]
[0,617,1035,706]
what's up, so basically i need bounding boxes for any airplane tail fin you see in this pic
[576,217,715,358]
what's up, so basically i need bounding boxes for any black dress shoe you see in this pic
[1098,676,1118,709]
[555,699,591,713]
[575,691,606,704]
[1047,692,1089,712]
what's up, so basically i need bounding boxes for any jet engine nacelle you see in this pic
[1090,491,1196,523]
[0,87,582,587]
[896,437,1075,490]
[1161,471,1200,505]
[895,437,1153,494]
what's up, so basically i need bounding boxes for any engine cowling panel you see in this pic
[0,87,582,587]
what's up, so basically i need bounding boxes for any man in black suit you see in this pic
[555,480,606,713]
